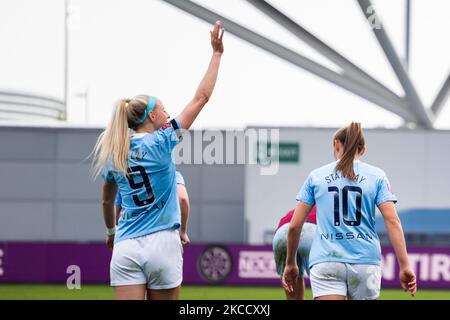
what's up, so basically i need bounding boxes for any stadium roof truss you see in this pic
[162,0,450,129]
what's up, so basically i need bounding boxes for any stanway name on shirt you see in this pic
[325,172,367,184]
[320,232,374,241]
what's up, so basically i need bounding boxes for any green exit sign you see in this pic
[257,142,300,164]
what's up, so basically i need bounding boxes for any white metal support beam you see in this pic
[246,0,411,118]
[357,0,433,128]
[431,72,450,118]
[161,0,417,122]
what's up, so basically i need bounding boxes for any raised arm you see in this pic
[282,201,312,293]
[178,21,224,130]
[379,201,417,296]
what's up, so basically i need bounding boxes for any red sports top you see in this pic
[277,206,317,230]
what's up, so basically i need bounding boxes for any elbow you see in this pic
[102,199,114,208]
[179,196,190,208]
[384,215,401,228]
[288,223,301,234]
[195,93,210,105]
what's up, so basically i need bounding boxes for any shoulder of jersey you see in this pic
[358,161,385,176]
[311,161,337,174]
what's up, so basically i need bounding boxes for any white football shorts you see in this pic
[110,229,183,290]
[309,262,381,300]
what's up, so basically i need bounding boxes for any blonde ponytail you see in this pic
[92,99,131,178]
[91,95,152,178]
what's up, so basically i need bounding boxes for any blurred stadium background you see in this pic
[1,0,449,300]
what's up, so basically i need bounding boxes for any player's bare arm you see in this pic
[178,21,224,130]
[379,201,417,296]
[177,184,191,245]
[102,182,118,250]
[282,201,312,293]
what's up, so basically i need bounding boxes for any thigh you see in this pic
[309,262,347,299]
[347,264,381,300]
[114,284,147,300]
[315,294,346,300]
[147,286,180,300]
[284,276,305,300]
[142,229,184,290]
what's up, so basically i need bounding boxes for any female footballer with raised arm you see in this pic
[91,21,224,300]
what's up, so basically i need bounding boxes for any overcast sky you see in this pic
[0,0,449,129]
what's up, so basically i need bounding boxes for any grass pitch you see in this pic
[0,284,449,300]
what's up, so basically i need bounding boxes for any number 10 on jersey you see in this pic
[328,186,362,227]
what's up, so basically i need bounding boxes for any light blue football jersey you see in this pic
[101,118,183,243]
[175,171,185,186]
[296,160,397,267]
[115,171,185,206]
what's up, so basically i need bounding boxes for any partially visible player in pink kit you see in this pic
[273,206,317,300]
